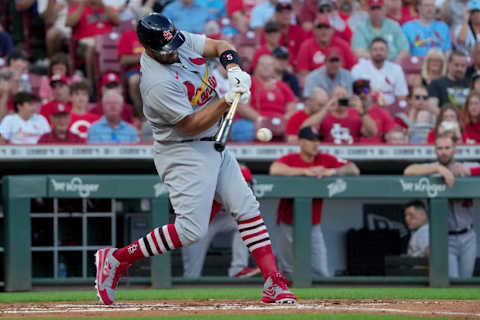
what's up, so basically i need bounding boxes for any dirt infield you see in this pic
[1,299,479,318]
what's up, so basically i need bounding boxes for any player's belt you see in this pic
[160,136,216,143]
[448,224,473,235]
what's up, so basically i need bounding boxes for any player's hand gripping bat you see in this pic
[214,93,241,152]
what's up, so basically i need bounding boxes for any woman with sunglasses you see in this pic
[426,104,467,144]
[462,91,480,143]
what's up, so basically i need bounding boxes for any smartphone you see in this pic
[338,98,349,107]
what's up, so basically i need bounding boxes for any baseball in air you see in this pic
[256,128,273,142]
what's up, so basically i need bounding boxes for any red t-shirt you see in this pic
[68,5,115,40]
[90,102,134,124]
[359,105,396,143]
[426,129,468,144]
[286,110,309,136]
[320,108,363,144]
[40,101,73,124]
[296,36,357,72]
[38,131,85,144]
[275,152,350,225]
[117,30,143,71]
[250,45,272,72]
[464,122,480,143]
[250,78,296,117]
[68,112,101,139]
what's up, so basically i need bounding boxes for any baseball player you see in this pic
[94,13,296,305]
[270,126,360,278]
[404,132,480,278]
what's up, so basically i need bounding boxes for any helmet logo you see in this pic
[163,30,174,41]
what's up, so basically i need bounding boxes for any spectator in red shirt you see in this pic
[296,16,357,85]
[352,79,396,143]
[118,22,144,112]
[90,72,135,124]
[270,125,360,279]
[386,0,418,24]
[40,75,72,123]
[251,21,281,72]
[233,55,297,142]
[302,85,377,144]
[38,103,85,144]
[286,87,328,142]
[463,91,480,143]
[68,81,101,139]
[66,0,121,85]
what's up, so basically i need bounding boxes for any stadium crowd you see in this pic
[1,0,480,145]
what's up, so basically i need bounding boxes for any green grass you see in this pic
[0,287,479,303]
[0,315,463,320]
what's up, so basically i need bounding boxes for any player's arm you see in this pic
[176,98,230,136]
[335,163,360,176]
[269,162,313,176]
[403,164,444,176]
[203,38,239,69]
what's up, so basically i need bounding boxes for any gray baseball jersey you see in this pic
[407,223,429,257]
[139,32,260,248]
[140,32,219,142]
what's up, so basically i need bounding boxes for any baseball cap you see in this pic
[315,16,332,28]
[368,0,384,7]
[298,126,321,141]
[470,0,480,11]
[276,1,292,11]
[101,72,121,86]
[50,74,69,86]
[318,0,334,9]
[265,20,280,33]
[326,48,342,61]
[51,102,70,116]
[272,46,290,59]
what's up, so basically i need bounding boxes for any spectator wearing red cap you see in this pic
[118,22,144,112]
[68,81,101,139]
[39,75,72,123]
[66,0,121,86]
[301,85,378,144]
[351,0,409,62]
[90,72,135,124]
[286,87,328,142]
[351,37,409,105]
[303,48,353,97]
[38,103,85,144]
[296,16,357,85]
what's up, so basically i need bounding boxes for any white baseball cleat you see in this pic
[261,272,297,304]
[95,248,129,305]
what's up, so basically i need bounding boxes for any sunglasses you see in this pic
[369,5,382,10]
[319,7,332,13]
[414,95,429,100]
[328,57,340,63]
[354,87,371,95]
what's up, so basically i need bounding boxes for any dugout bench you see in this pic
[2,175,479,291]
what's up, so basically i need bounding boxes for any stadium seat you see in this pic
[399,55,424,75]
[93,32,122,99]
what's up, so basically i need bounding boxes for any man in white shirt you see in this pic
[404,200,430,257]
[0,91,50,144]
[351,37,408,105]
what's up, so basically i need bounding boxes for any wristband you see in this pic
[220,50,242,69]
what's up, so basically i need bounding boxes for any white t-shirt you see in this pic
[351,58,408,105]
[0,113,50,144]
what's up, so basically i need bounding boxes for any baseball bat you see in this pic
[214,93,241,152]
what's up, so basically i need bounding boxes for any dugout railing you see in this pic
[2,174,479,291]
